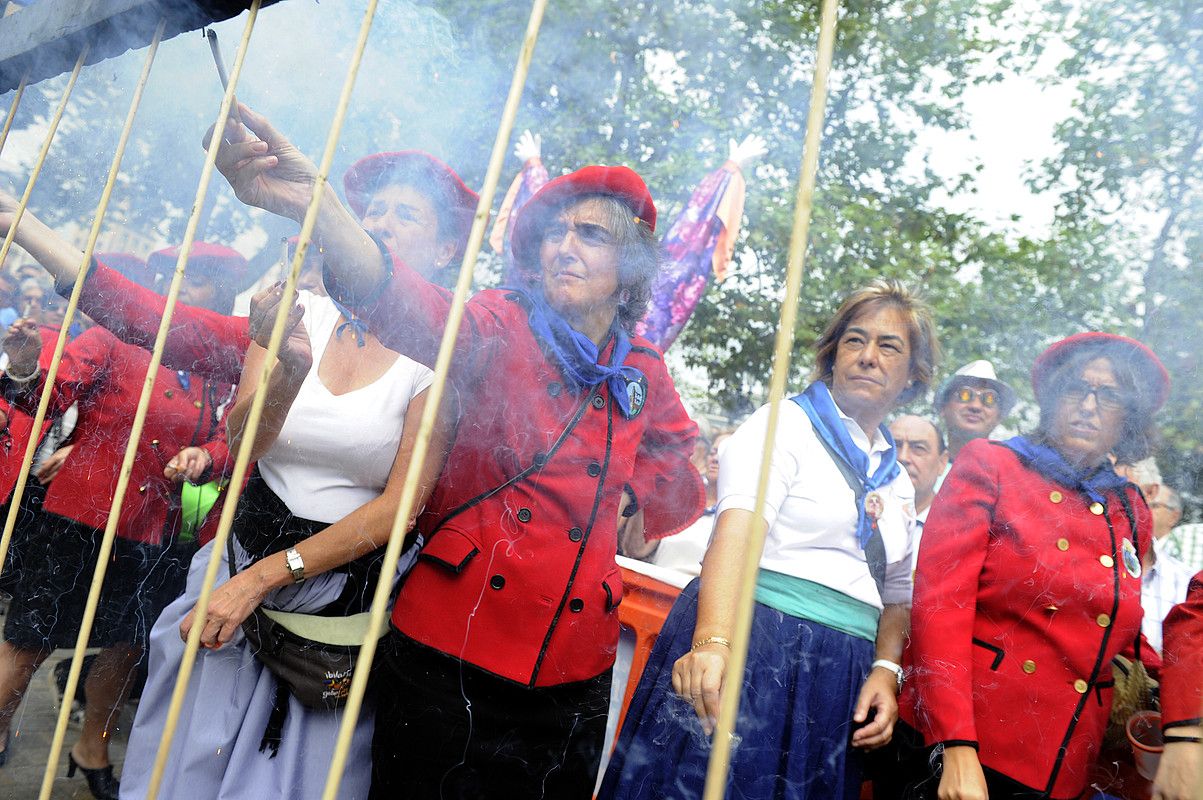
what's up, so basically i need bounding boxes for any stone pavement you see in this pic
[0,606,133,800]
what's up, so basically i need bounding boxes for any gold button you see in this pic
[138,485,146,493]
[151,439,160,447]
[1049,491,1063,504]
[1097,614,1111,628]
[194,400,203,409]
[165,389,174,399]
[1074,679,1089,693]
[1100,555,1115,568]
[1057,538,1070,551]
[1045,604,1059,612]
[1090,502,1105,515]
[1022,660,1037,674]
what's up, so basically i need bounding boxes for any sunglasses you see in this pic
[1060,379,1131,412]
[954,387,998,408]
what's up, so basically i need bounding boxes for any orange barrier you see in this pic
[615,566,681,733]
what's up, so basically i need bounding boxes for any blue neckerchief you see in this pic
[503,286,645,419]
[1002,435,1129,504]
[330,297,368,348]
[790,381,900,549]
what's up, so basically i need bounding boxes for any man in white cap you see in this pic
[935,359,1016,460]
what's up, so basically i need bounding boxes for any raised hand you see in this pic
[248,282,311,373]
[33,444,73,485]
[2,318,43,377]
[514,129,542,164]
[727,134,768,169]
[164,446,213,483]
[204,103,320,222]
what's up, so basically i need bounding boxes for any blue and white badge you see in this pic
[626,375,648,417]
[1121,538,1141,578]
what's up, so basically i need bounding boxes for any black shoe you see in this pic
[67,752,120,800]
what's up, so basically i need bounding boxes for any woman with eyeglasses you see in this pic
[894,333,1169,800]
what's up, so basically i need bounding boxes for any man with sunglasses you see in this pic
[935,359,1016,460]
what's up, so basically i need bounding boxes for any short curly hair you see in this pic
[1033,343,1160,463]
[517,194,660,332]
[810,279,940,406]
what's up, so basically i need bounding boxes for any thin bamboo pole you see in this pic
[36,6,260,798]
[0,49,87,275]
[701,0,840,797]
[0,71,29,157]
[28,25,166,792]
[141,1,371,796]
[0,25,163,619]
[319,1,548,797]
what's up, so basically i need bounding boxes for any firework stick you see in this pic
[0,71,29,157]
[701,0,841,797]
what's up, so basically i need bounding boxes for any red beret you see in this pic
[510,165,656,268]
[1032,332,1170,411]
[342,151,478,250]
[95,252,155,290]
[147,242,252,293]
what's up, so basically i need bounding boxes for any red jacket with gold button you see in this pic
[1,324,67,505]
[1160,571,1203,730]
[333,254,705,688]
[1,325,234,545]
[900,439,1151,799]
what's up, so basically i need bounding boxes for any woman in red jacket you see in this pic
[1152,571,1203,800]
[0,245,243,798]
[900,332,1169,800]
[208,105,704,799]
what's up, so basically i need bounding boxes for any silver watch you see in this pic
[285,547,305,584]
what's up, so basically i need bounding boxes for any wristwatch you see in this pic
[871,658,905,691]
[284,547,305,584]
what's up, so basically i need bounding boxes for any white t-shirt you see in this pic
[717,400,917,609]
[257,291,433,523]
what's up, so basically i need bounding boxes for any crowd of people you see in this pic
[0,102,1198,800]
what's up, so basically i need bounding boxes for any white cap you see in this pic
[936,360,1017,414]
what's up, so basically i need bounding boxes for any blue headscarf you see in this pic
[506,286,645,418]
[791,381,900,548]
[1002,435,1129,504]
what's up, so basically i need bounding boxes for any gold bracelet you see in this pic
[691,636,732,651]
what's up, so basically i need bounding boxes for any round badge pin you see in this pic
[1120,538,1141,578]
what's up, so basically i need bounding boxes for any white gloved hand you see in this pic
[728,134,768,168]
[514,130,542,163]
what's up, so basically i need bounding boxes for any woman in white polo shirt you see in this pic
[600,279,936,800]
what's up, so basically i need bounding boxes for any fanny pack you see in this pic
[226,473,396,755]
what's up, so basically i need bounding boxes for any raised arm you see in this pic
[0,188,249,382]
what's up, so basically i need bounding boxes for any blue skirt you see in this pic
[598,578,875,800]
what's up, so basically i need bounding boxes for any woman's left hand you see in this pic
[164,446,213,483]
[1152,739,1203,800]
[850,666,899,750]
[180,569,269,649]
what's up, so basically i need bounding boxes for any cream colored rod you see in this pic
[701,0,841,797]
[30,20,166,797]
[142,1,371,796]
[37,6,260,798]
[0,49,87,275]
[0,51,89,580]
[0,71,29,157]
[319,1,549,797]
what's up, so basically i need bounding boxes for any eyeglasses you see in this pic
[1060,379,1131,411]
[954,387,998,407]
